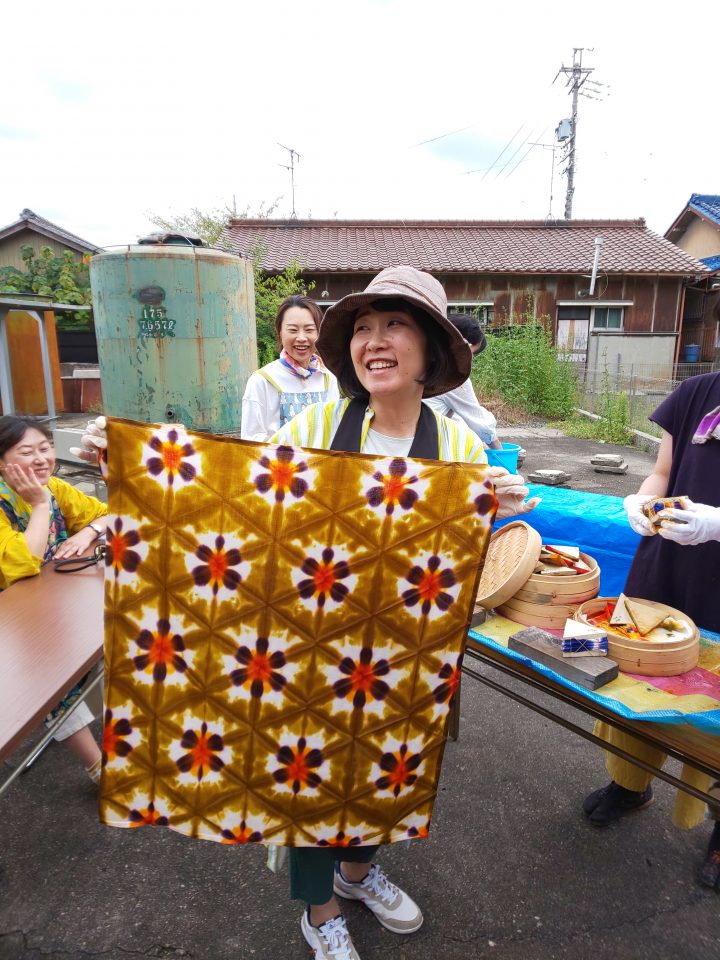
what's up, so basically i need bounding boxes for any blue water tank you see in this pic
[90,244,256,433]
[684,344,701,364]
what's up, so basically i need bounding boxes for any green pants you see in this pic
[289,845,379,904]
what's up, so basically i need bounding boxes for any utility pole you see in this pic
[555,48,594,219]
[278,143,301,219]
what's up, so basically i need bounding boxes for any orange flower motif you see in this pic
[273,736,325,794]
[254,446,309,503]
[128,801,168,828]
[221,820,263,844]
[401,555,457,616]
[144,427,199,488]
[133,619,188,682]
[365,458,422,515]
[317,831,362,848]
[101,708,134,765]
[296,547,352,609]
[192,535,244,595]
[375,743,422,797]
[105,517,141,578]
[333,647,390,709]
[433,654,463,705]
[230,637,287,699]
[175,721,226,782]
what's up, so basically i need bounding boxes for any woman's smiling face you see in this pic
[0,427,56,485]
[279,306,319,367]
[349,305,427,400]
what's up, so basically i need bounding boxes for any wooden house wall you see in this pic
[0,229,88,272]
[304,271,684,334]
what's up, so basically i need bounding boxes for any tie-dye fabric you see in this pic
[100,418,496,847]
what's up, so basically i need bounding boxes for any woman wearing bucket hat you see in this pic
[271,265,539,960]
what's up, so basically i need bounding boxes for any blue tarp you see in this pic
[468,626,720,734]
[495,484,641,596]
[484,484,720,733]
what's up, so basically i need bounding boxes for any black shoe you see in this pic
[699,822,720,891]
[583,780,654,827]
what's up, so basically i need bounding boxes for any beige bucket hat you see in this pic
[316,265,471,397]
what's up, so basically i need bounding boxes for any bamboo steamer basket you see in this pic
[574,597,699,677]
[497,551,601,626]
[476,521,542,609]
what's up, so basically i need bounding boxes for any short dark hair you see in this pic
[448,312,486,351]
[334,297,453,400]
[274,295,323,345]
[0,416,53,459]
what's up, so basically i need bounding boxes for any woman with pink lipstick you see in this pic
[0,415,106,781]
[241,295,339,441]
[272,265,538,960]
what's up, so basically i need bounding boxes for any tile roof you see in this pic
[0,208,101,253]
[700,254,720,273]
[223,219,707,276]
[688,195,720,226]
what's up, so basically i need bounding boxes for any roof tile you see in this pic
[223,219,706,276]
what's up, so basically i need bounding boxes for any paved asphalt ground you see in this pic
[1,428,718,960]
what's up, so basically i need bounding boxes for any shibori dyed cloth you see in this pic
[100,418,497,847]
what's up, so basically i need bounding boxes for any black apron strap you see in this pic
[329,399,439,459]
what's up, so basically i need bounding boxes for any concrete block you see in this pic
[527,469,571,486]
[508,627,618,689]
[590,454,625,466]
[593,463,628,474]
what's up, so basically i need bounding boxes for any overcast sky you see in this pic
[2,0,718,248]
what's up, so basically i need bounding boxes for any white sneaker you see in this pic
[301,909,361,960]
[333,863,423,934]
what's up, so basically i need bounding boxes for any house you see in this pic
[0,208,101,270]
[223,218,709,376]
[665,194,720,362]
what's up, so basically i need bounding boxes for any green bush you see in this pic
[470,319,578,419]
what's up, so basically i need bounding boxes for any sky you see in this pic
[2,0,718,248]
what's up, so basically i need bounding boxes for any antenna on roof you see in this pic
[278,143,301,219]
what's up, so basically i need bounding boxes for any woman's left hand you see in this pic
[488,467,541,519]
[657,499,720,546]
[53,526,98,560]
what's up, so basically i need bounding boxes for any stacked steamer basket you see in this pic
[573,598,699,676]
[476,521,601,626]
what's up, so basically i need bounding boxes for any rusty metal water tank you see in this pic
[89,237,256,432]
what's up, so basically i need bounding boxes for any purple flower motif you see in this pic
[273,737,325,795]
[401,555,457,616]
[366,458,420,515]
[474,491,498,516]
[144,427,199,488]
[175,722,226,782]
[333,647,390,709]
[192,535,243,595]
[230,637,287,699]
[133,619,188,682]
[296,547,351,609]
[254,446,309,503]
[105,517,142,578]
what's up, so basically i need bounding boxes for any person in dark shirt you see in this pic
[582,372,720,889]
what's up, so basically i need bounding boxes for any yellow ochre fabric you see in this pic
[99,418,497,847]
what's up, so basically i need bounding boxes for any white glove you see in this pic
[488,467,541,519]
[623,493,657,537]
[657,499,720,546]
[69,416,108,465]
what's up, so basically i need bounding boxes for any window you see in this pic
[447,303,494,327]
[592,307,623,330]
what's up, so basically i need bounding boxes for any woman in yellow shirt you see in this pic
[0,415,107,780]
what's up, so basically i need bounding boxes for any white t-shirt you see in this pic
[424,379,497,445]
[363,428,414,457]
[241,359,339,441]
